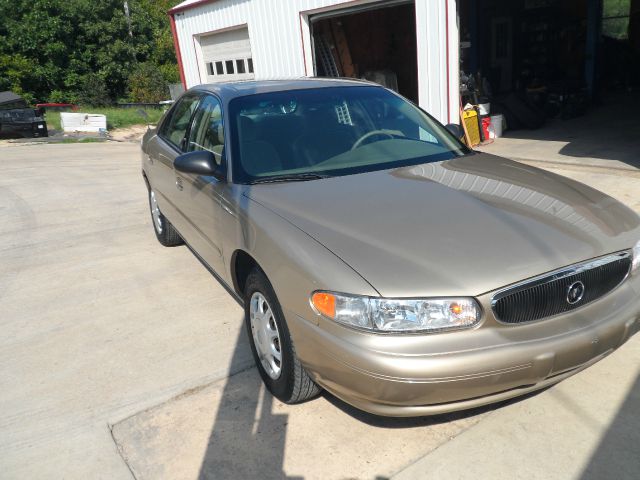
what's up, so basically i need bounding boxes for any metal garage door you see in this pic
[199,27,254,82]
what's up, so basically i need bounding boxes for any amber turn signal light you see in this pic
[449,303,463,315]
[312,292,336,318]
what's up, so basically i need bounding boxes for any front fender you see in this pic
[221,189,379,326]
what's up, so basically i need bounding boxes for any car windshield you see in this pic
[229,86,470,184]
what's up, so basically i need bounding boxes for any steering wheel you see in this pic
[350,129,400,150]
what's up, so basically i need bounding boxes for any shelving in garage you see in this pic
[310,1,419,103]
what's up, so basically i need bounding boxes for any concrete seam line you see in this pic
[105,365,257,479]
[107,364,257,429]
[109,422,139,480]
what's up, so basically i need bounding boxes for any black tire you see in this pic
[244,268,321,404]
[147,186,183,247]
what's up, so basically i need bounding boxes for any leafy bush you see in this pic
[76,74,111,106]
[158,63,180,85]
[128,62,169,103]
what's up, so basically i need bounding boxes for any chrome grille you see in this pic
[492,252,632,324]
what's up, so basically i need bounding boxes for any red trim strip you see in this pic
[169,13,187,89]
[169,0,219,15]
[444,0,451,123]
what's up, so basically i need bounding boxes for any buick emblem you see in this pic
[566,281,585,305]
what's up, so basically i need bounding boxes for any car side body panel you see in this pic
[143,131,184,228]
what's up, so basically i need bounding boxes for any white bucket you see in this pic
[490,114,504,138]
[478,103,490,115]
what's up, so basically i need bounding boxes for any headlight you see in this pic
[311,292,481,333]
[632,240,640,274]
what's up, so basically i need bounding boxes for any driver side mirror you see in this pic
[174,150,225,181]
[445,123,463,139]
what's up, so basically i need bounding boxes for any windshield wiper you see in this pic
[247,173,329,184]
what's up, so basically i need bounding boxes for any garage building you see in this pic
[169,0,639,126]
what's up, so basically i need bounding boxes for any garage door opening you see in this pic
[460,0,640,171]
[458,0,595,132]
[311,1,418,102]
[458,0,640,132]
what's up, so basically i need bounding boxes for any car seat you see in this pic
[238,116,283,176]
[290,107,355,167]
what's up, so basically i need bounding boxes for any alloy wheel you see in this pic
[149,190,163,234]
[249,292,282,379]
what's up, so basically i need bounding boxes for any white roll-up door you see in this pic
[199,27,254,82]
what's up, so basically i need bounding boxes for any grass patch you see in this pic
[45,107,166,131]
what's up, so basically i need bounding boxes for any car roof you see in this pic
[0,91,26,108]
[188,77,381,100]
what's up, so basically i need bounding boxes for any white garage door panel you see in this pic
[200,27,254,82]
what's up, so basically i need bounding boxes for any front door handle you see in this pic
[176,177,184,191]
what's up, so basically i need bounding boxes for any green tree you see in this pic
[0,0,180,104]
[0,53,36,103]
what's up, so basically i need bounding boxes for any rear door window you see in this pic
[159,94,200,150]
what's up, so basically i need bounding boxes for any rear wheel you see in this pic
[244,268,321,403]
[147,187,183,247]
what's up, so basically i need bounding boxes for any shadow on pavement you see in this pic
[323,387,547,430]
[494,91,640,170]
[580,371,640,480]
[197,326,301,480]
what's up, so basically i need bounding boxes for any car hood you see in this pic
[243,153,640,297]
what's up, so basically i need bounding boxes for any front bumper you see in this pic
[287,275,640,417]
[0,120,48,138]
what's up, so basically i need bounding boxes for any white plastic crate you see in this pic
[60,112,107,133]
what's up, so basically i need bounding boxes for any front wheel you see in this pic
[244,268,321,403]
[147,187,183,247]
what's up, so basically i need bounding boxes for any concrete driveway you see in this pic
[1,142,639,479]
[0,143,249,478]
